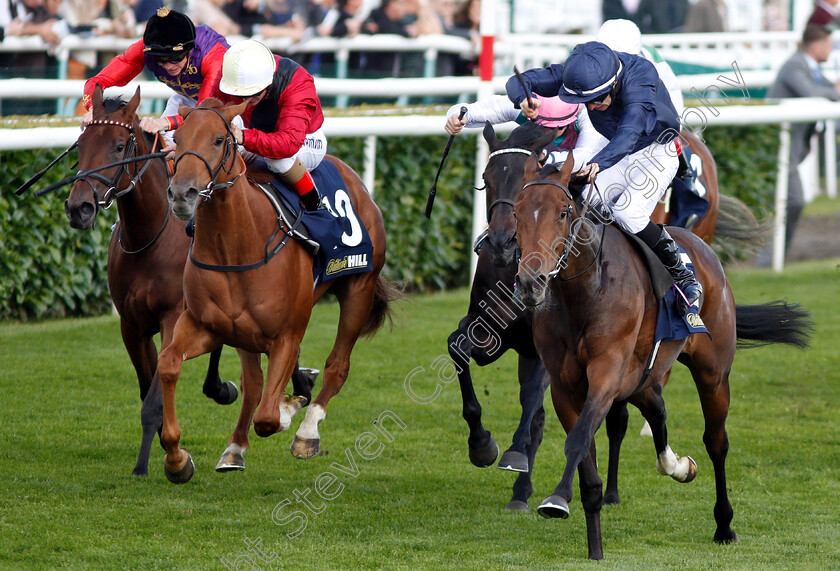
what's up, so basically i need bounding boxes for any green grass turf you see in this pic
[1,258,838,570]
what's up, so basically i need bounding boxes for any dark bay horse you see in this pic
[450,121,766,510]
[158,98,398,483]
[63,86,243,477]
[513,157,811,559]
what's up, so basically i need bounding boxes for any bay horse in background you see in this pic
[513,157,811,559]
[63,86,315,476]
[158,98,399,483]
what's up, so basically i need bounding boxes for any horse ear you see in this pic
[92,84,104,111]
[559,154,574,181]
[125,87,141,116]
[223,101,248,123]
[483,121,502,152]
[178,104,191,118]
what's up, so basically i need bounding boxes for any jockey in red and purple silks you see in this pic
[81,8,228,136]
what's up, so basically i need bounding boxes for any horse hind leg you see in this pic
[292,275,377,459]
[202,346,240,406]
[631,383,698,484]
[687,360,737,543]
[447,315,499,468]
[603,399,629,504]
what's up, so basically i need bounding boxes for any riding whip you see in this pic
[425,106,467,219]
[14,141,78,196]
[513,65,534,114]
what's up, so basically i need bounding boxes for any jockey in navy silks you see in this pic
[506,40,703,307]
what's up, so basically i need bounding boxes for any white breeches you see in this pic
[588,141,678,234]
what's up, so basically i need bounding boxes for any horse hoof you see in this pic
[537,495,570,519]
[505,500,529,511]
[603,492,620,505]
[207,380,239,406]
[215,445,246,472]
[131,462,149,477]
[714,529,738,544]
[468,436,499,468]
[497,450,529,473]
[164,452,195,484]
[681,456,698,483]
[291,436,320,459]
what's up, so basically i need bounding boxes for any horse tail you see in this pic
[713,194,771,252]
[735,301,813,349]
[360,276,404,337]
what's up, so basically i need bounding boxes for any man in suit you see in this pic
[767,25,840,255]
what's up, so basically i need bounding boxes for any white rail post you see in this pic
[825,120,837,198]
[363,135,377,197]
[773,123,791,273]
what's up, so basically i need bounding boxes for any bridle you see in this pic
[77,118,157,211]
[172,106,243,200]
[519,178,605,281]
[486,146,533,223]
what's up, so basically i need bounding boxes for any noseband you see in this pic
[173,106,243,200]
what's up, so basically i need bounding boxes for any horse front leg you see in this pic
[157,311,220,484]
[499,356,547,473]
[538,372,616,521]
[447,315,499,468]
[508,400,547,511]
[120,320,159,476]
[216,350,264,472]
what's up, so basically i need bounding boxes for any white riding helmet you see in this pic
[596,19,642,55]
[219,40,276,97]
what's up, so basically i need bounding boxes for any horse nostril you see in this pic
[79,202,95,219]
[186,188,199,202]
[167,188,174,202]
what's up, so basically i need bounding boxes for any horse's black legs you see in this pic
[691,367,736,543]
[290,359,318,406]
[448,317,498,467]
[133,371,164,476]
[499,356,548,472]
[604,399,629,505]
[578,453,605,560]
[202,346,239,405]
[508,403,546,510]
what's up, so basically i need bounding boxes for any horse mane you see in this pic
[505,121,556,150]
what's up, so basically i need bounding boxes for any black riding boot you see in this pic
[300,185,324,211]
[651,227,702,307]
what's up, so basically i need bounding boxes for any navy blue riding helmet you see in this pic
[559,42,623,104]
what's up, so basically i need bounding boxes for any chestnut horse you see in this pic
[158,98,397,483]
[63,86,241,477]
[513,157,810,559]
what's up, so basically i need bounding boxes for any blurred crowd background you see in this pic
[0,0,833,115]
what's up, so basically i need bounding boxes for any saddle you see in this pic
[250,179,320,257]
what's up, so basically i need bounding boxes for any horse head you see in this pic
[169,98,247,220]
[482,121,557,267]
[513,156,577,307]
[65,85,144,229]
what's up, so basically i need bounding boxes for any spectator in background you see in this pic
[602,0,687,34]
[683,0,727,33]
[807,0,839,27]
[450,0,479,75]
[188,0,240,36]
[766,25,840,257]
[320,0,363,38]
[361,0,416,76]
[133,0,163,24]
